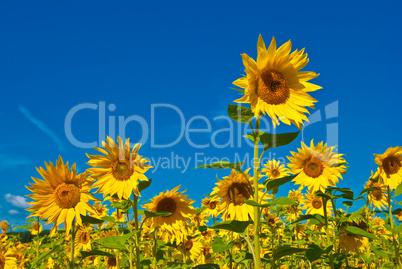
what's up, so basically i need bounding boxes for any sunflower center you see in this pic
[32,223,39,231]
[112,160,134,181]
[156,197,177,215]
[107,257,117,266]
[80,231,90,244]
[271,169,280,178]
[0,253,5,269]
[382,155,401,175]
[257,69,290,105]
[54,183,80,209]
[227,182,251,206]
[303,157,324,178]
[209,201,217,210]
[185,240,193,251]
[371,189,383,200]
[312,198,323,209]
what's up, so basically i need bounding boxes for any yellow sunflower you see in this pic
[304,190,332,217]
[87,136,152,199]
[261,159,290,179]
[0,221,8,234]
[286,189,305,222]
[365,178,388,210]
[0,241,17,269]
[179,238,204,262]
[75,226,92,251]
[213,169,264,221]
[29,222,42,236]
[288,140,347,192]
[374,146,402,189]
[26,157,98,235]
[142,186,195,244]
[233,35,321,129]
[201,195,220,218]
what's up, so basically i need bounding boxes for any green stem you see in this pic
[35,217,40,259]
[125,210,133,269]
[387,187,400,267]
[70,219,76,269]
[153,227,158,269]
[322,197,334,269]
[133,195,141,269]
[253,116,261,269]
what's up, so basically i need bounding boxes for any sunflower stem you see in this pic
[153,227,158,269]
[322,196,334,269]
[70,219,75,269]
[35,216,40,259]
[387,187,400,267]
[125,210,133,269]
[133,195,141,269]
[253,116,261,269]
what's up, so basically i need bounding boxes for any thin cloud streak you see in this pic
[18,104,65,151]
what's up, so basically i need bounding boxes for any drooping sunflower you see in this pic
[374,146,402,190]
[29,222,43,236]
[339,223,368,254]
[0,221,8,234]
[26,157,98,235]
[87,136,152,199]
[304,190,332,217]
[365,177,388,210]
[233,35,321,129]
[261,159,290,180]
[213,169,264,221]
[288,140,347,193]
[142,186,195,244]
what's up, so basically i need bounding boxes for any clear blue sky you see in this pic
[1,0,401,227]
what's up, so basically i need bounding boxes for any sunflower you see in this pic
[213,169,264,221]
[142,185,195,244]
[87,136,152,199]
[286,189,305,222]
[261,159,290,180]
[179,238,204,262]
[201,195,220,218]
[25,157,98,235]
[365,178,388,210]
[75,226,92,251]
[233,35,321,129]
[29,222,42,236]
[264,212,280,228]
[288,140,347,192]
[0,241,17,269]
[304,190,332,217]
[0,221,8,234]
[339,222,368,254]
[374,146,402,189]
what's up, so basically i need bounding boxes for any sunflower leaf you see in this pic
[270,197,297,206]
[195,161,245,171]
[193,264,220,269]
[260,131,299,152]
[14,224,33,230]
[30,245,60,267]
[227,104,254,123]
[80,249,113,259]
[345,226,377,240]
[244,200,271,207]
[211,237,236,253]
[359,187,380,196]
[394,182,402,197]
[306,244,333,262]
[139,178,152,193]
[81,215,104,225]
[272,245,307,261]
[211,220,252,233]
[264,174,298,191]
[144,211,172,218]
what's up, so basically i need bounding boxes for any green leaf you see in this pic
[394,182,402,197]
[359,187,380,196]
[195,161,245,171]
[112,200,132,211]
[370,246,389,259]
[342,201,353,207]
[14,225,32,230]
[81,215,104,225]
[31,245,60,267]
[211,237,235,253]
[227,104,254,123]
[94,233,134,250]
[270,197,296,206]
[306,244,333,262]
[26,218,36,223]
[345,226,377,240]
[260,131,299,151]
[80,249,113,259]
[211,220,252,233]
[264,174,298,191]
[244,200,270,207]
[273,245,307,261]
[144,211,172,218]
[139,178,152,193]
[101,216,115,223]
[193,264,220,269]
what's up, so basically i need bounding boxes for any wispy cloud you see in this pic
[8,209,19,215]
[5,194,30,209]
[18,104,65,151]
[0,154,33,169]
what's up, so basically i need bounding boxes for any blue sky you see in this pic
[1,0,401,227]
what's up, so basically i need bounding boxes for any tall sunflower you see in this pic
[261,159,290,180]
[304,190,332,217]
[26,157,98,235]
[365,178,388,210]
[142,186,195,244]
[87,136,151,199]
[374,146,402,189]
[213,169,264,221]
[287,140,347,192]
[233,35,321,129]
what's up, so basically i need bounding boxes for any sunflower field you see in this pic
[1,35,402,269]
